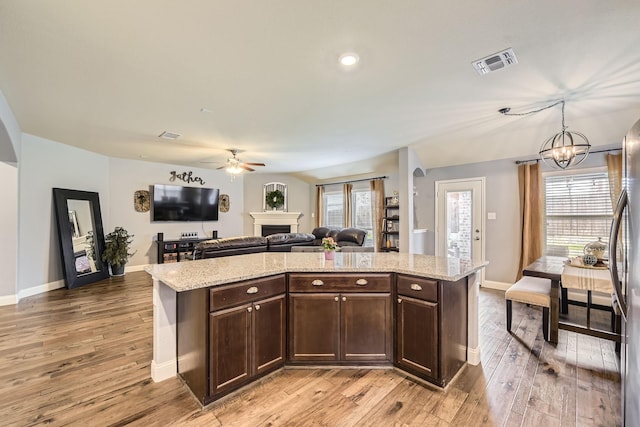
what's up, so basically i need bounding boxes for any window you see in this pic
[544,169,612,258]
[352,188,373,246]
[324,191,344,228]
[323,186,373,246]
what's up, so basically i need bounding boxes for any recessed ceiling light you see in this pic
[339,52,359,67]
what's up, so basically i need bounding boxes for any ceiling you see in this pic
[1,1,640,181]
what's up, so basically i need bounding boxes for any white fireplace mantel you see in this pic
[249,211,302,236]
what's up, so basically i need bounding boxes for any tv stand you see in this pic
[156,233,209,264]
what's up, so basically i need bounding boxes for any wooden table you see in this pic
[522,255,620,344]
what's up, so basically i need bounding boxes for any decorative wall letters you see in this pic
[169,171,206,185]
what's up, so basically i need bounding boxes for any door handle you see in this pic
[356,279,368,286]
[410,283,422,291]
[247,307,252,312]
[334,296,339,302]
[397,298,402,303]
[312,280,324,286]
[342,296,346,302]
[246,286,258,294]
[254,304,260,311]
[474,237,480,241]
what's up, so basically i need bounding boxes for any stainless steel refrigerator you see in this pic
[610,117,640,425]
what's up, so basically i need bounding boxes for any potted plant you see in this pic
[322,236,337,260]
[265,189,285,210]
[102,226,135,276]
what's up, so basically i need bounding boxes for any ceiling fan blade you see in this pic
[243,162,266,167]
[239,164,255,172]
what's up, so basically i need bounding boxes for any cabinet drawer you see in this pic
[288,273,391,293]
[209,275,285,311]
[397,275,438,302]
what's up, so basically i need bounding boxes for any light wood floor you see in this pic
[0,272,621,426]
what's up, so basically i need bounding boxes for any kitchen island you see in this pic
[145,252,486,405]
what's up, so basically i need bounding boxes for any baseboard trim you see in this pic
[481,280,511,291]
[17,279,65,302]
[151,358,177,382]
[126,264,148,273]
[467,346,481,366]
[0,294,17,306]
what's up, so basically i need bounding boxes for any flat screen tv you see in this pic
[152,184,219,222]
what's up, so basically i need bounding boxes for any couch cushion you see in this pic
[336,228,366,246]
[266,233,315,246]
[311,227,341,245]
[196,236,267,251]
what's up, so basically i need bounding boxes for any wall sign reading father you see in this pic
[169,171,206,185]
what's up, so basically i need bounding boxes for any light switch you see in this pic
[488,212,497,220]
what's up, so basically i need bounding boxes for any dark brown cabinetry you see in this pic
[395,274,468,387]
[177,274,286,404]
[288,273,392,364]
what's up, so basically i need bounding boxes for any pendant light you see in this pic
[538,100,590,169]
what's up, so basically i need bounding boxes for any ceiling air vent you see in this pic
[158,131,181,140]
[472,48,518,75]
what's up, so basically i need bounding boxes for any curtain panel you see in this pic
[314,186,324,228]
[370,179,385,251]
[517,162,543,280]
[343,183,353,227]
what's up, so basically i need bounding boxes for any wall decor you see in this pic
[134,190,150,212]
[219,194,230,212]
[169,170,206,185]
[263,182,287,211]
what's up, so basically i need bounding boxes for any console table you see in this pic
[156,233,209,264]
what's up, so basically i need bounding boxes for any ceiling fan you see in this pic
[203,149,266,173]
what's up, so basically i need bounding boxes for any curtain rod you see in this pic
[514,147,622,165]
[315,175,388,187]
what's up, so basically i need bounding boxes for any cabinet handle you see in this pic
[334,296,339,302]
[312,280,324,286]
[246,286,259,294]
[247,307,253,312]
[356,279,368,286]
[255,304,260,310]
[410,283,423,291]
[398,298,402,303]
[342,296,347,302]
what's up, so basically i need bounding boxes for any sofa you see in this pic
[192,227,367,260]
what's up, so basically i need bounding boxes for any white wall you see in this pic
[0,90,19,163]
[243,173,314,235]
[18,134,110,294]
[0,161,17,301]
[108,159,244,266]
[416,151,617,285]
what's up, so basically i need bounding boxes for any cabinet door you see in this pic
[396,295,438,380]
[289,293,340,362]
[341,293,392,361]
[253,294,286,375]
[209,304,252,396]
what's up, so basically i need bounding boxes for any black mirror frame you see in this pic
[53,188,110,288]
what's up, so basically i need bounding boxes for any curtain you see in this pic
[370,179,385,251]
[343,183,352,227]
[314,186,324,228]
[606,153,623,259]
[606,153,623,207]
[517,162,543,280]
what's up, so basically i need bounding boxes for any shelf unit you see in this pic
[156,233,209,264]
[381,197,399,252]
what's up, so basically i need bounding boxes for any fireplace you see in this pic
[261,225,291,237]
[249,211,302,237]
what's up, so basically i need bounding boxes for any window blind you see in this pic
[544,171,612,258]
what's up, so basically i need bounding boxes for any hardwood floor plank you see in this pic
[0,273,622,426]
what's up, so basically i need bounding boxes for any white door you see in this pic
[435,178,485,266]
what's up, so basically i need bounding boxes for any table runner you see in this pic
[561,265,613,293]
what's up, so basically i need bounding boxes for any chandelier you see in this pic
[538,100,590,169]
[499,99,591,169]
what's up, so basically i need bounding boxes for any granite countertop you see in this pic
[145,252,488,292]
